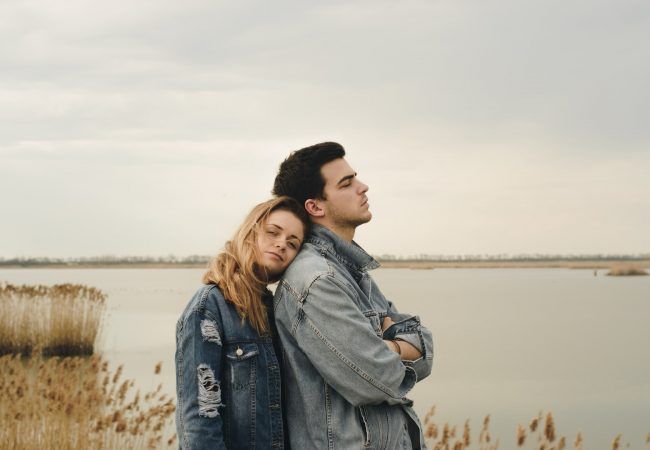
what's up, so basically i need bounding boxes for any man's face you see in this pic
[319,158,372,228]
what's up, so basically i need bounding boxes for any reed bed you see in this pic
[423,406,649,450]
[0,283,106,356]
[0,352,176,450]
[606,264,648,276]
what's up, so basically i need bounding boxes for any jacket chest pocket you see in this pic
[364,311,383,337]
[225,342,259,391]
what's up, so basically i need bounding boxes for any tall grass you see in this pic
[0,283,105,356]
[0,353,176,450]
[423,406,649,450]
[606,264,648,276]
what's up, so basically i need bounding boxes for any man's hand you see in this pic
[382,316,396,332]
[382,316,422,361]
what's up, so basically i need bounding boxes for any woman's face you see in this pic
[256,209,305,279]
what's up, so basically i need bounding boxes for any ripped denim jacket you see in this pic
[175,284,284,450]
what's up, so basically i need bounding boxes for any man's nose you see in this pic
[358,180,369,194]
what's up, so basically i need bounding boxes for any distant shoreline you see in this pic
[378,260,650,269]
[2,260,649,270]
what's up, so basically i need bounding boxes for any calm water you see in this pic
[1,268,648,449]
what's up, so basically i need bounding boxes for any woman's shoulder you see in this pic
[179,284,226,320]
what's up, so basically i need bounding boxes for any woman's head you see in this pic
[203,196,309,334]
[256,207,306,279]
[228,196,309,280]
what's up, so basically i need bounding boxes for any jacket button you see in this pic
[235,348,243,357]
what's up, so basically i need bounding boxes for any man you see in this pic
[272,142,434,449]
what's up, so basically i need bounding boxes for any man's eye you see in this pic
[289,242,297,249]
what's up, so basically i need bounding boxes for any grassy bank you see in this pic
[0,354,175,450]
[423,406,650,450]
[607,264,648,276]
[0,281,176,449]
[0,283,106,356]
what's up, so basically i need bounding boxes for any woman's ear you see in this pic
[304,199,325,218]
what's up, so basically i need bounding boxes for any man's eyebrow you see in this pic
[336,173,357,186]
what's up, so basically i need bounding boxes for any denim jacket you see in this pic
[175,284,285,449]
[274,224,434,449]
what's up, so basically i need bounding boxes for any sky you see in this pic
[1,0,649,258]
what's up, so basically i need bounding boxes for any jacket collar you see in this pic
[306,224,380,273]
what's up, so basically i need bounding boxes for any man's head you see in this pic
[273,142,371,240]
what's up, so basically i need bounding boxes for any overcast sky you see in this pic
[1,0,648,258]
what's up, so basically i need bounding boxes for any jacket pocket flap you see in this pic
[225,342,259,361]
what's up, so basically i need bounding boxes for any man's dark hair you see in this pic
[273,142,346,206]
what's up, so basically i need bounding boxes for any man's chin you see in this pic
[352,213,372,227]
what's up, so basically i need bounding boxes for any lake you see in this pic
[1,267,648,449]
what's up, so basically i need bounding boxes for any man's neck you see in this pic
[312,219,355,242]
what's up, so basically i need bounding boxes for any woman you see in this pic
[175,196,309,450]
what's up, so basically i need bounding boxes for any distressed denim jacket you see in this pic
[274,224,434,450]
[175,284,285,449]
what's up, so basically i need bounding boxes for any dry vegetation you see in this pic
[606,264,648,276]
[0,352,176,450]
[0,281,177,449]
[0,283,105,356]
[2,280,646,448]
[423,406,649,450]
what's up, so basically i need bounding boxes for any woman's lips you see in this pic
[266,251,283,262]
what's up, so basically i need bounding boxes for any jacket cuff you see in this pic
[382,364,417,405]
[383,316,425,354]
[403,357,430,383]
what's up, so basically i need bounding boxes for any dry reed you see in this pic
[0,352,176,450]
[606,264,648,276]
[0,283,106,356]
[424,406,647,450]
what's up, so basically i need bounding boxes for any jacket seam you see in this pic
[290,308,304,337]
[324,381,334,449]
[176,321,190,450]
[304,316,401,399]
[278,250,334,306]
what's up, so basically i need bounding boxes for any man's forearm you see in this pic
[383,339,422,361]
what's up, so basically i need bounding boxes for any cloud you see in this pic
[1,0,648,256]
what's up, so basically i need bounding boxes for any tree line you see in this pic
[1,253,649,267]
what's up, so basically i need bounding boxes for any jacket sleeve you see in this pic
[382,300,434,383]
[175,307,227,450]
[276,274,417,407]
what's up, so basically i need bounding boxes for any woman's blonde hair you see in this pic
[203,196,309,335]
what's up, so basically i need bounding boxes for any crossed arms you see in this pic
[275,273,434,406]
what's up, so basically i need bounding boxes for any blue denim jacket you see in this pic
[274,224,434,449]
[175,284,285,449]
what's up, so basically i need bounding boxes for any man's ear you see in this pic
[304,199,325,218]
